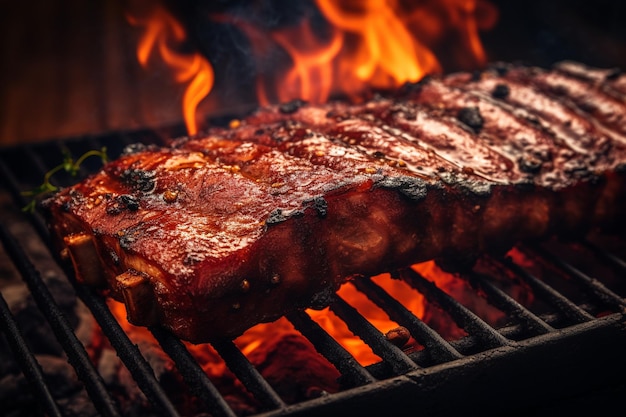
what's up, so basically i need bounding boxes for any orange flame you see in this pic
[230,0,497,105]
[315,0,441,95]
[128,5,214,135]
[262,20,343,105]
[232,262,465,367]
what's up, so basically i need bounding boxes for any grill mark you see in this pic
[510,67,626,137]
[407,80,589,187]
[326,117,459,179]
[175,132,280,188]
[244,95,460,183]
[444,72,624,178]
[189,121,400,184]
[554,61,626,99]
[236,119,384,173]
[180,126,408,227]
[182,132,338,190]
[363,99,517,184]
[246,98,450,181]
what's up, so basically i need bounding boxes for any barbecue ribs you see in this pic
[44,62,626,342]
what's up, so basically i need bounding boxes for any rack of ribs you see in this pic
[44,62,626,342]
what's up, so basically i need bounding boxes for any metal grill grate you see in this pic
[1,131,625,417]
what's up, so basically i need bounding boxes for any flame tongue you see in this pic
[128,4,214,136]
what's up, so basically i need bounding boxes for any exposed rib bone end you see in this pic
[115,270,158,326]
[63,233,106,286]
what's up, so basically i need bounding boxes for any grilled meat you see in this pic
[44,63,626,342]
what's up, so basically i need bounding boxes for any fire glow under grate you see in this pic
[1,131,625,417]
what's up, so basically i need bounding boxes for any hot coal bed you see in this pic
[2,1,626,416]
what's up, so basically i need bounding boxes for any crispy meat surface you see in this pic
[44,63,626,342]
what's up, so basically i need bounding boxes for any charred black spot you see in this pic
[564,161,591,178]
[525,115,542,126]
[272,132,288,143]
[302,197,328,218]
[266,209,288,226]
[118,194,140,211]
[492,83,510,99]
[109,250,120,266]
[309,286,336,309]
[121,169,156,193]
[401,108,417,121]
[118,234,135,250]
[106,203,123,215]
[312,196,328,218]
[122,143,150,155]
[183,253,203,266]
[291,210,305,218]
[518,155,543,174]
[372,151,385,159]
[471,70,483,82]
[401,75,432,95]
[375,176,428,202]
[490,62,510,76]
[107,194,140,215]
[533,148,552,162]
[457,107,484,133]
[279,99,306,114]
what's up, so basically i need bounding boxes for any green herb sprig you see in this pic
[22,147,108,212]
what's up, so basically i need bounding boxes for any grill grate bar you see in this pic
[400,268,511,349]
[350,277,463,363]
[329,295,419,375]
[211,339,287,411]
[3,141,186,416]
[287,310,377,387]
[0,290,63,417]
[0,224,122,417]
[69,273,182,417]
[150,327,239,417]
[527,244,626,311]
[464,271,554,336]
[497,256,595,324]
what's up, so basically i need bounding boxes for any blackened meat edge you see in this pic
[44,62,626,342]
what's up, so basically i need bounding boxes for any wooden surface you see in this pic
[0,0,192,145]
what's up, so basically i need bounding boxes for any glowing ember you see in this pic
[106,260,485,369]
[127,4,214,135]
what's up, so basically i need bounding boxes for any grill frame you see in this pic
[0,131,625,417]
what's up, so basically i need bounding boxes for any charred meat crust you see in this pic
[44,62,626,342]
